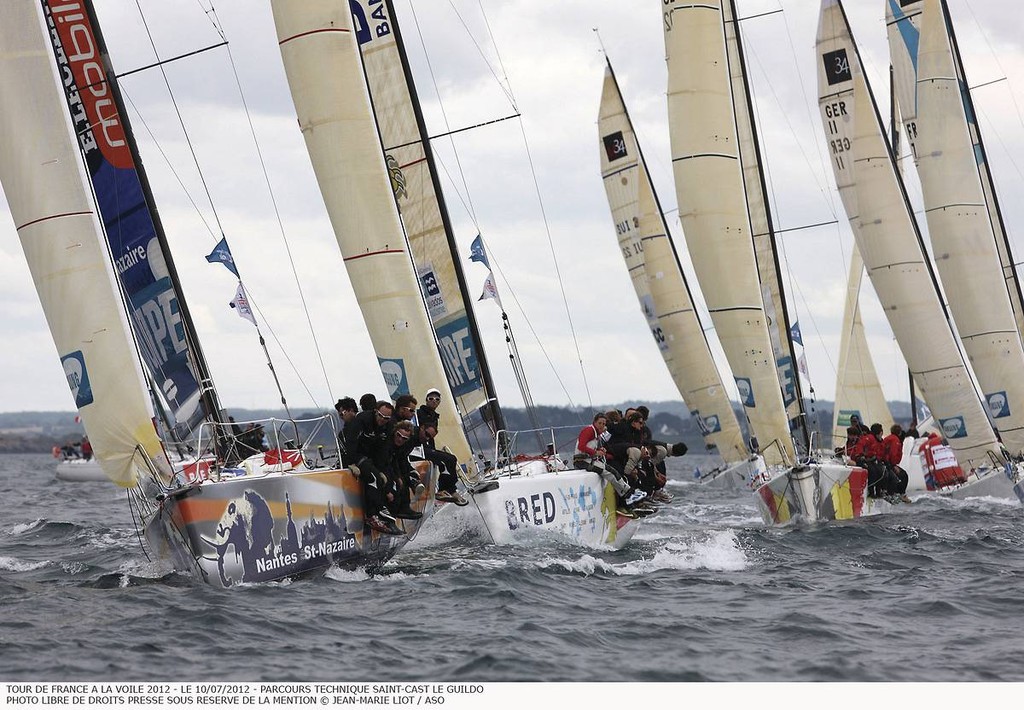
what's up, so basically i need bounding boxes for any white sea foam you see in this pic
[8,519,45,535]
[538,530,748,576]
[324,566,372,583]
[0,556,50,572]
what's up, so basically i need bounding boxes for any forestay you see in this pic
[598,61,747,461]
[664,0,795,464]
[816,0,999,464]
[0,0,169,486]
[887,0,1024,455]
[271,0,471,462]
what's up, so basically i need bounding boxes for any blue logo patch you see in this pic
[377,357,409,399]
[735,377,755,408]
[435,317,482,399]
[61,350,93,408]
[940,416,968,440]
[987,391,1010,419]
[776,356,796,408]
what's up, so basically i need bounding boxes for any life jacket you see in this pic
[921,437,967,489]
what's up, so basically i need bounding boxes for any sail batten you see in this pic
[887,0,1024,455]
[597,58,748,459]
[817,0,998,465]
[271,0,471,462]
[0,0,169,486]
[665,0,795,464]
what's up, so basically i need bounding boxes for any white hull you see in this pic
[457,461,641,550]
[697,457,759,491]
[55,459,106,482]
[900,438,1020,500]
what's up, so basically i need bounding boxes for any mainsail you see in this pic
[271,0,472,462]
[832,244,893,445]
[664,0,796,464]
[597,59,747,460]
[349,0,504,432]
[816,0,999,464]
[887,0,1024,454]
[0,0,171,486]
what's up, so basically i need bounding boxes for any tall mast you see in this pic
[380,0,505,433]
[726,0,810,451]
[77,0,227,435]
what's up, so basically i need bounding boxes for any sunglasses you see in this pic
[396,432,410,441]
[426,396,440,402]
[376,411,392,420]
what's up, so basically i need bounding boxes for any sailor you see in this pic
[334,397,359,464]
[344,400,402,535]
[413,386,468,503]
[882,423,912,504]
[393,394,418,425]
[573,414,608,469]
[80,436,93,461]
[359,392,378,413]
[375,420,424,521]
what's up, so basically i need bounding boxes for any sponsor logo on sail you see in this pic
[61,350,93,408]
[837,410,863,428]
[350,0,392,46]
[602,131,628,162]
[735,377,755,408]
[703,414,722,435]
[378,358,409,398]
[436,317,481,398]
[776,355,797,408]
[987,391,1010,419]
[386,154,407,200]
[45,1,133,169]
[939,416,968,440]
[418,264,448,321]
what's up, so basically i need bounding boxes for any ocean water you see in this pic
[2,452,1023,685]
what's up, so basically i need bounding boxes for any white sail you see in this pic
[722,0,803,434]
[350,0,497,422]
[271,0,471,463]
[0,0,167,487]
[887,0,1024,455]
[832,244,893,445]
[665,0,794,464]
[816,0,999,464]
[597,62,747,459]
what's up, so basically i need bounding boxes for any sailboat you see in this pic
[885,0,1024,500]
[663,0,867,525]
[597,55,758,490]
[0,0,441,587]
[815,0,1022,502]
[271,0,644,548]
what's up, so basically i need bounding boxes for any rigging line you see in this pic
[407,1,480,225]
[386,112,521,152]
[444,0,515,108]
[213,12,336,406]
[510,115,595,409]
[963,1,1024,136]
[114,42,227,81]
[476,0,515,109]
[132,0,226,240]
[774,219,841,235]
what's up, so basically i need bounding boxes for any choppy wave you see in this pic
[2,453,1024,682]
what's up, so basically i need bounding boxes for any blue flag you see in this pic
[469,234,489,269]
[206,236,239,277]
[790,321,803,346]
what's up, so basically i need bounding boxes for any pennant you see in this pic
[797,353,808,377]
[790,321,803,346]
[478,271,502,308]
[469,234,490,269]
[229,283,256,326]
[205,236,239,277]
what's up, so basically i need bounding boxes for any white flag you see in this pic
[229,283,256,326]
[479,271,502,308]
[797,352,808,377]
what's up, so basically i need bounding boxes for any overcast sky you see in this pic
[1,0,1023,416]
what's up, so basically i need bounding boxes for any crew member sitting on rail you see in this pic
[882,423,912,504]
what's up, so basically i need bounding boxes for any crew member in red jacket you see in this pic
[881,424,912,503]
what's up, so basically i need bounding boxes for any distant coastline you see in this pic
[0,400,918,454]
